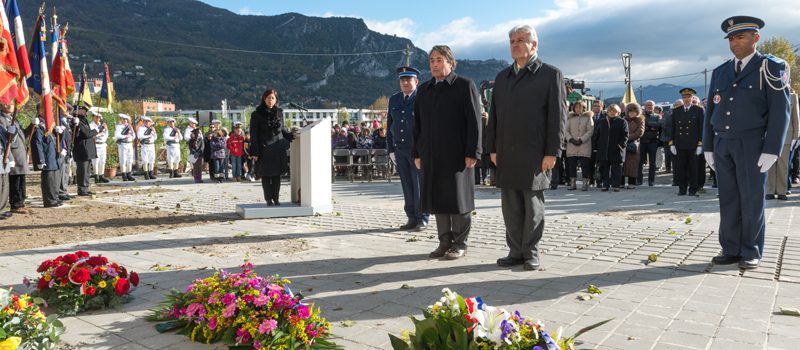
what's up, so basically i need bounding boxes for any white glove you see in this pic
[670,145,677,155]
[71,118,79,126]
[757,153,778,173]
[7,160,14,169]
[389,152,396,163]
[704,152,715,171]
[695,146,702,156]
[39,163,46,168]
[33,118,40,126]
[60,117,67,125]
[7,125,16,134]
[55,126,64,134]
[60,149,67,157]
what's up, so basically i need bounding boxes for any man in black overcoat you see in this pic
[485,25,567,271]
[412,45,482,260]
[72,105,99,196]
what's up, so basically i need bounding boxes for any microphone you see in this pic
[289,102,308,111]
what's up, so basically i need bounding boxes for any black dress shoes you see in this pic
[497,256,524,267]
[765,194,775,200]
[58,194,72,201]
[429,244,451,259]
[399,221,417,230]
[523,256,540,271]
[739,258,760,270]
[44,201,63,208]
[414,222,427,231]
[78,191,95,196]
[777,194,788,200]
[711,254,740,265]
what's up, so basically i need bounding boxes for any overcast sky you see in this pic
[200,0,800,93]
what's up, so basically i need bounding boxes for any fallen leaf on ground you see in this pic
[779,306,800,316]
[340,320,356,327]
[648,254,658,263]
[577,294,592,301]
[587,285,603,295]
[405,236,419,242]
[400,284,414,289]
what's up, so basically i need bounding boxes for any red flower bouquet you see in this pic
[29,251,139,315]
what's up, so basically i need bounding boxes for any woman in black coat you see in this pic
[249,89,294,206]
[592,104,629,191]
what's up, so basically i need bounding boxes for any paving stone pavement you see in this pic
[3,172,800,349]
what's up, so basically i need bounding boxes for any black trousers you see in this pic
[674,150,699,191]
[8,174,26,209]
[434,212,471,250]
[40,170,59,206]
[76,160,91,194]
[696,154,707,189]
[599,161,622,189]
[566,156,591,179]
[501,188,545,260]
[261,175,281,204]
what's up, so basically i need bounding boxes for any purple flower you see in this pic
[499,319,518,344]
[258,319,277,334]
[253,340,262,349]
[533,347,544,350]
[22,276,31,288]
[222,293,236,305]
[105,266,118,278]
[208,316,218,330]
[243,295,255,304]
[540,330,560,350]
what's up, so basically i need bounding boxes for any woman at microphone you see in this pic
[249,89,294,206]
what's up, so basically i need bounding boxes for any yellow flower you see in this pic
[98,280,107,289]
[0,337,21,350]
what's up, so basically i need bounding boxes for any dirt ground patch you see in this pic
[597,209,689,222]
[184,235,313,258]
[1,185,231,253]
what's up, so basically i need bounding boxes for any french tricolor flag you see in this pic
[4,0,30,107]
[27,12,54,135]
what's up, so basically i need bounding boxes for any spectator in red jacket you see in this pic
[227,123,246,181]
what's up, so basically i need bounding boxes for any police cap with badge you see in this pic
[397,66,420,79]
[720,15,764,38]
[680,88,697,96]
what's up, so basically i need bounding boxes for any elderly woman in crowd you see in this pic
[592,104,628,192]
[565,101,594,191]
[622,102,645,189]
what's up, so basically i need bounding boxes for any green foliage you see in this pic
[1,288,65,350]
[759,36,799,92]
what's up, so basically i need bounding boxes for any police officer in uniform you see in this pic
[387,66,429,231]
[163,117,183,178]
[115,114,136,181]
[89,112,110,183]
[703,16,791,270]
[667,88,704,196]
[72,105,99,196]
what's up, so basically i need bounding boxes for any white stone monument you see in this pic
[236,118,332,218]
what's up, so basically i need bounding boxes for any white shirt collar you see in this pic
[736,51,757,71]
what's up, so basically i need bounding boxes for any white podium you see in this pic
[236,118,332,219]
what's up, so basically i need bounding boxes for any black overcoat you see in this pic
[249,103,294,177]
[592,116,629,163]
[72,117,98,162]
[485,58,567,191]
[412,72,482,215]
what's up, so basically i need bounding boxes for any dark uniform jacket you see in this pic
[30,118,60,171]
[387,90,416,153]
[250,103,294,177]
[1,114,29,175]
[667,105,704,150]
[703,52,791,155]
[592,116,629,163]
[73,117,98,162]
[412,72,482,214]
[485,58,567,191]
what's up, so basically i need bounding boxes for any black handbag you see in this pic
[625,142,638,154]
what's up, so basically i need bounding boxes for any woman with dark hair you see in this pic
[250,89,294,206]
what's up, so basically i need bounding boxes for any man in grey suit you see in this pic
[485,24,567,271]
[1,102,30,215]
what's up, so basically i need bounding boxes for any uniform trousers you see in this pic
[75,160,91,194]
[395,150,428,224]
[8,174,25,209]
[501,188,545,260]
[673,150,699,192]
[92,144,107,176]
[0,174,9,210]
[57,156,70,196]
[434,213,471,250]
[40,170,59,206]
[715,134,766,260]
